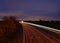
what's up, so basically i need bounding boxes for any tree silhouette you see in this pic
[0,16,23,43]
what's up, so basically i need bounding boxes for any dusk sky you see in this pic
[0,0,60,21]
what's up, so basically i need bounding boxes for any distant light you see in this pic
[19,21,24,23]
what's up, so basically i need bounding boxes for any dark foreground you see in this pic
[0,20,60,43]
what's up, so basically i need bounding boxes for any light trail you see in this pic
[19,21,60,43]
[27,25,60,43]
[23,30,26,43]
[23,22,60,34]
[23,24,33,43]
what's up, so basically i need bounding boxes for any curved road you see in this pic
[21,22,60,43]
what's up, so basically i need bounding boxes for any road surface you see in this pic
[21,22,60,43]
[11,22,60,43]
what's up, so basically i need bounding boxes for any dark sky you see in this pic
[0,0,60,20]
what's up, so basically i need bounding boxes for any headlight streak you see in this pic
[24,22,60,34]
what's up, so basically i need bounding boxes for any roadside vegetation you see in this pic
[0,16,23,43]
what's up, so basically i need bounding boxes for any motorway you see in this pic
[20,22,60,43]
[11,21,60,43]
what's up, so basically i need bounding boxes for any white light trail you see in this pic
[24,22,60,34]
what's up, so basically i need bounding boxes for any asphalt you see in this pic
[10,22,60,43]
[21,23,60,43]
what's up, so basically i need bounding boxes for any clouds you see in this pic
[0,0,60,20]
[19,0,59,17]
[24,16,60,21]
[0,11,26,16]
[0,0,59,13]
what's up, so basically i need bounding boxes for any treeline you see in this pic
[0,16,23,43]
[25,20,60,30]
